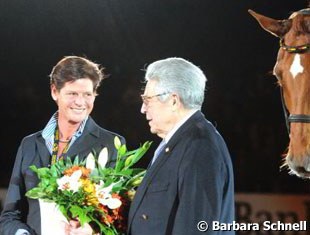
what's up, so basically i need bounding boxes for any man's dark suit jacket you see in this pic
[0,117,124,235]
[128,111,235,235]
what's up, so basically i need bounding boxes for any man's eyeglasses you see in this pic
[141,92,169,105]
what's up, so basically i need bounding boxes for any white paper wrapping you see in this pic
[39,199,68,235]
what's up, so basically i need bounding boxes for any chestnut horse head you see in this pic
[249,9,310,179]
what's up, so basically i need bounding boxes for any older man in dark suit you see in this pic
[128,57,235,235]
[0,56,124,235]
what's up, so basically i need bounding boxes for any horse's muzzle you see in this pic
[286,154,310,179]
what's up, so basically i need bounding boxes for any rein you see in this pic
[279,38,310,134]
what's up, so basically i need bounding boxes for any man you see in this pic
[128,57,235,234]
[0,56,124,235]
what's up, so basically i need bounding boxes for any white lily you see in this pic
[86,152,96,170]
[57,170,82,192]
[105,197,122,209]
[98,147,108,168]
[95,181,122,209]
[95,180,112,196]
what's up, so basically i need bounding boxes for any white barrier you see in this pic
[235,193,309,234]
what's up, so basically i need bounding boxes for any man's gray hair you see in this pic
[145,57,207,109]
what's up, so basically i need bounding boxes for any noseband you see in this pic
[279,36,310,134]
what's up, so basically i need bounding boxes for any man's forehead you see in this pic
[144,80,158,92]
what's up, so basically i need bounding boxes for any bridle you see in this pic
[279,34,310,134]
[280,38,310,54]
[280,88,310,135]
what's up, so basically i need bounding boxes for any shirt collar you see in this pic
[164,109,198,143]
[42,111,88,140]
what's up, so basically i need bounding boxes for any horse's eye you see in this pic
[303,19,310,33]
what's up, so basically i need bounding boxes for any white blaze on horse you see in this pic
[249,8,310,179]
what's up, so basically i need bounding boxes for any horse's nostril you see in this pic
[295,166,310,178]
[296,166,306,172]
[287,157,310,178]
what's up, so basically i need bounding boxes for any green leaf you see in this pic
[70,205,92,225]
[73,155,80,165]
[58,204,69,220]
[115,169,133,176]
[36,167,51,178]
[50,164,59,177]
[124,141,152,169]
[29,165,39,173]
[65,157,73,167]
[115,160,125,172]
[25,187,42,198]
[125,170,146,187]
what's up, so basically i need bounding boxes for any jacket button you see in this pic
[141,214,148,220]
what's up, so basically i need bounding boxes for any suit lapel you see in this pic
[35,136,51,167]
[66,117,101,161]
[66,132,99,160]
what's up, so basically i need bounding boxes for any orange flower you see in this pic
[64,166,90,178]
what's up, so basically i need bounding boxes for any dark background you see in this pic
[0,0,309,193]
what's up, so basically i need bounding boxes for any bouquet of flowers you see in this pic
[26,137,151,235]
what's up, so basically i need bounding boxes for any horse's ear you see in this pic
[248,9,291,38]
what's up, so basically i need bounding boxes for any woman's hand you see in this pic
[64,220,97,235]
